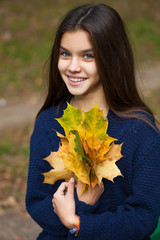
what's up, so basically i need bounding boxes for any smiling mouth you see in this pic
[68,76,87,82]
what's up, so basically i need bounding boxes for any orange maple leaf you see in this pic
[42,104,123,193]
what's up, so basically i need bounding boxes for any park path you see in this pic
[0,210,41,240]
[0,63,159,240]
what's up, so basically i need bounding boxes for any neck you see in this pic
[71,91,109,117]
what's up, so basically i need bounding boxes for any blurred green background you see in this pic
[0,0,160,231]
[1,0,160,98]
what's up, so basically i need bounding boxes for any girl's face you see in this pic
[58,30,102,98]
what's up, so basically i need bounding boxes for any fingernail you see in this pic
[70,178,74,183]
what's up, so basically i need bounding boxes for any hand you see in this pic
[52,178,79,229]
[76,181,104,205]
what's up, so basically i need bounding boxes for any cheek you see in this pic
[85,63,99,79]
[58,59,66,73]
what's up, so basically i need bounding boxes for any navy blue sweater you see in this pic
[26,102,160,240]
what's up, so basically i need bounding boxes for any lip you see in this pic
[67,75,87,86]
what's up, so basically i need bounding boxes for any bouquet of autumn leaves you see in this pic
[43,103,123,194]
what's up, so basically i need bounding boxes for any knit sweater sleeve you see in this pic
[25,113,68,238]
[68,124,160,240]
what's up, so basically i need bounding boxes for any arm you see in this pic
[68,137,160,240]
[52,179,79,230]
[53,136,160,240]
[52,179,104,230]
[25,116,68,237]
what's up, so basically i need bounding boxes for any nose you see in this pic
[68,57,81,73]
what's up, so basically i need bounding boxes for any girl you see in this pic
[26,4,160,240]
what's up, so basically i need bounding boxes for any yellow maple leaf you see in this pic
[43,169,73,185]
[56,103,83,137]
[83,104,108,140]
[95,142,123,183]
[43,103,123,193]
[59,132,91,186]
[44,151,64,169]
[42,151,73,184]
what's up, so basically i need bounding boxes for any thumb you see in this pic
[67,178,75,197]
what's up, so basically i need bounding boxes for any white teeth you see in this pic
[69,77,85,82]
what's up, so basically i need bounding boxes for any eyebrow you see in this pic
[60,46,94,53]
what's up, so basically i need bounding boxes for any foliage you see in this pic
[43,104,123,193]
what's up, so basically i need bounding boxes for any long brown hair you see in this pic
[37,4,156,127]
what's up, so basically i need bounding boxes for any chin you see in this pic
[69,91,84,96]
[67,87,87,97]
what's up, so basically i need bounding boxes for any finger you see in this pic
[52,197,55,204]
[92,182,104,193]
[99,181,104,189]
[76,180,82,191]
[52,198,57,214]
[67,178,75,197]
[99,182,104,194]
[52,193,55,200]
[77,180,82,186]
[52,196,55,208]
[54,206,57,215]
[55,182,69,196]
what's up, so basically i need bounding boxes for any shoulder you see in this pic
[108,112,160,176]
[131,115,160,160]
[108,110,160,153]
[35,102,68,132]
[127,112,160,143]
[109,110,159,137]
[31,102,68,152]
[38,102,67,122]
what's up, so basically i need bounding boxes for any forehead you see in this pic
[60,30,93,51]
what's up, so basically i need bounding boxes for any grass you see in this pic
[0,125,32,203]
[1,0,160,98]
[128,19,160,62]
